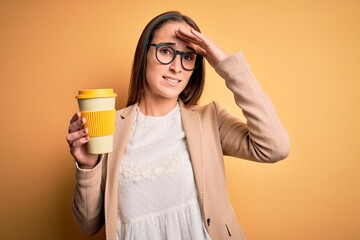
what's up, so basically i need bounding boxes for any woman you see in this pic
[67,11,290,240]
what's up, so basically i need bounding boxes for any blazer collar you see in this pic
[118,103,138,120]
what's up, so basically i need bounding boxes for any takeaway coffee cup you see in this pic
[76,89,117,154]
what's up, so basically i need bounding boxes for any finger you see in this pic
[189,28,207,44]
[175,29,212,59]
[69,112,81,124]
[69,136,90,158]
[195,46,207,58]
[70,136,89,149]
[176,27,206,46]
[66,128,88,146]
[68,116,86,134]
[174,29,198,44]
[174,29,205,53]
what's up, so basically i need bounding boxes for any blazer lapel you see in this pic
[105,104,137,237]
[180,104,205,209]
[108,104,137,183]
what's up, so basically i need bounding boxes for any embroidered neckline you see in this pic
[119,152,186,184]
[136,102,180,119]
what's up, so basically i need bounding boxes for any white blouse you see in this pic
[117,103,211,240]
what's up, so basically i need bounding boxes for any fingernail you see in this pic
[83,128,87,134]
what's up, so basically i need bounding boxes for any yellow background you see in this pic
[1,0,359,239]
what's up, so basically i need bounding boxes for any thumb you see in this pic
[196,46,207,58]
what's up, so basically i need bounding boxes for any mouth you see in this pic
[163,76,182,85]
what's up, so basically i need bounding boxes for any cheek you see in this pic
[145,55,158,82]
[183,72,193,85]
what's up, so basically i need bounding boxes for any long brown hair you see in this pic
[126,11,205,107]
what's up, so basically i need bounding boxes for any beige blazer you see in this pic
[72,52,290,240]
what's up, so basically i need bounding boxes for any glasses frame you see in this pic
[149,43,203,71]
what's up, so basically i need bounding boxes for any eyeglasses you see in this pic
[149,43,203,71]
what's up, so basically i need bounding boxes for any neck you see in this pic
[138,97,178,116]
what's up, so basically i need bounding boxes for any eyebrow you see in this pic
[158,42,196,52]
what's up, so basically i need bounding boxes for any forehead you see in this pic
[152,21,195,48]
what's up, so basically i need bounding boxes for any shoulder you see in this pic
[188,101,223,114]
[181,101,225,121]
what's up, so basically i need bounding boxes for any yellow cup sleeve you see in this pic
[81,110,116,137]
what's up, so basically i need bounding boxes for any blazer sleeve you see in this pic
[71,155,106,236]
[214,52,290,162]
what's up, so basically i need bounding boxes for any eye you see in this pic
[183,52,196,62]
[158,46,174,56]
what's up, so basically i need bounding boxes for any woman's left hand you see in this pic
[174,27,228,68]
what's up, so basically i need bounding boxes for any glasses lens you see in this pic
[156,45,175,64]
[154,44,201,71]
[182,52,198,70]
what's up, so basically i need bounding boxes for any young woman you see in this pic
[66,11,290,240]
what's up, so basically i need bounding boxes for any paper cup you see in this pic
[76,89,117,154]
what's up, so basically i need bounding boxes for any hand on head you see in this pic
[174,27,228,68]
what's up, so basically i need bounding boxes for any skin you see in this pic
[66,21,228,169]
[140,21,198,116]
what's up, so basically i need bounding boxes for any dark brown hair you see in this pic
[126,11,205,107]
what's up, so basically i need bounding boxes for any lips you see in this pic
[163,76,182,85]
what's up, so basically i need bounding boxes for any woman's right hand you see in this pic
[66,112,99,169]
[174,27,228,69]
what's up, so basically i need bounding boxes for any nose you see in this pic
[169,53,182,73]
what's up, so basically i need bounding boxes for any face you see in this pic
[144,21,197,103]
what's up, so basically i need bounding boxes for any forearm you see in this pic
[71,159,104,235]
[215,52,290,162]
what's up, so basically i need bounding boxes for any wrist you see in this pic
[76,155,101,169]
